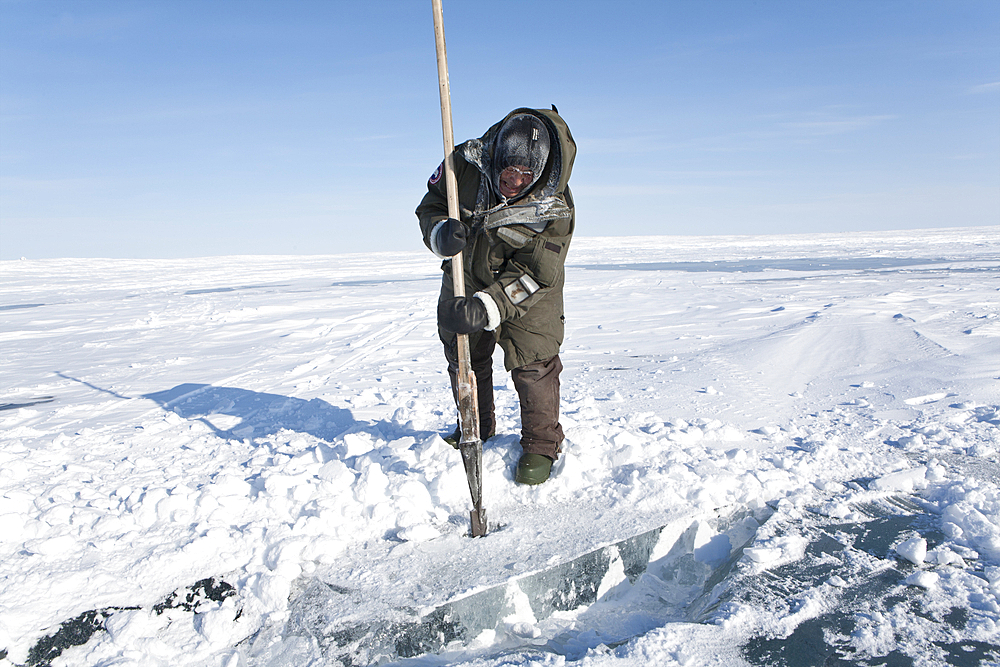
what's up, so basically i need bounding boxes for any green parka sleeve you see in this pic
[416,153,481,256]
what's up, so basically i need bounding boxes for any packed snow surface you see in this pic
[1,227,999,666]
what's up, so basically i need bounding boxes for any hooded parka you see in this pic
[416,107,577,371]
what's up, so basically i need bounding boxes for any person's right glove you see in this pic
[433,218,468,257]
[437,296,488,334]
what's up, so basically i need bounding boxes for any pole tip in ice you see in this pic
[470,508,488,537]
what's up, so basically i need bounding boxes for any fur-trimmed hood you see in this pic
[458,107,576,225]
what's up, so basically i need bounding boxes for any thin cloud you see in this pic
[584,134,674,156]
[968,81,1000,94]
[779,114,897,136]
[0,176,105,193]
[348,134,404,142]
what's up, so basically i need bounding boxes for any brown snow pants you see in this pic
[445,332,564,460]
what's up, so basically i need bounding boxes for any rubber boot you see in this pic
[515,453,553,485]
[443,423,495,449]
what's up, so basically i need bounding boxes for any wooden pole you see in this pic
[431,0,486,537]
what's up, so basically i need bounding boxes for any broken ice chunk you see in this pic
[905,571,939,589]
[895,537,927,565]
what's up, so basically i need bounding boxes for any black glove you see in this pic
[434,218,468,257]
[438,296,488,334]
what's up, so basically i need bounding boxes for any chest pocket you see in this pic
[529,236,565,287]
[496,226,534,249]
[488,225,535,273]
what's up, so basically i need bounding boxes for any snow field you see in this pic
[0,229,998,665]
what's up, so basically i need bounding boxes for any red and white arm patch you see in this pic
[428,161,443,185]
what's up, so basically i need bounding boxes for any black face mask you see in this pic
[492,114,550,201]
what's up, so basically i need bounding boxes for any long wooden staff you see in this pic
[431,0,486,537]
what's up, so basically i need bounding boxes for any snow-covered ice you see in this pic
[1,227,999,666]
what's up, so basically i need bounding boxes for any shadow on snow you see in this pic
[142,383,355,444]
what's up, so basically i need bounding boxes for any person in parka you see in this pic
[416,106,576,485]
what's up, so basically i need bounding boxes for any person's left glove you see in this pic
[438,296,488,334]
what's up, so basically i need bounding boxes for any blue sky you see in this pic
[1,0,997,259]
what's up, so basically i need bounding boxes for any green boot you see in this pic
[443,424,495,449]
[515,453,553,485]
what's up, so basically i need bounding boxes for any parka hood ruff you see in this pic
[459,107,576,229]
